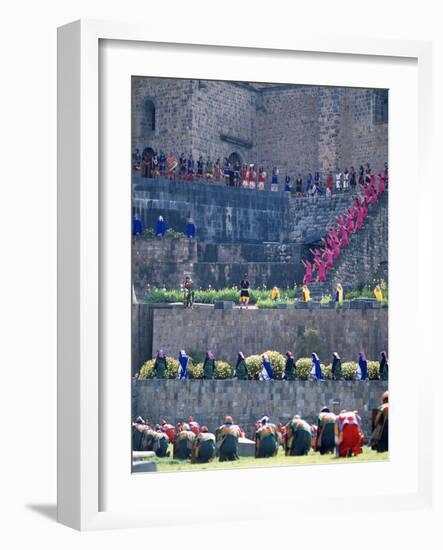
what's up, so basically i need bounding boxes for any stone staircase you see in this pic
[305,192,388,298]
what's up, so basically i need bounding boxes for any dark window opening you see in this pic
[146,99,156,132]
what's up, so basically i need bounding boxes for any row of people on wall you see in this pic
[133,149,388,196]
[132,214,196,239]
[150,349,389,381]
[132,390,388,462]
[299,282,384,303]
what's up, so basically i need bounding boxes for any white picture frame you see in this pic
[58,19,434,531]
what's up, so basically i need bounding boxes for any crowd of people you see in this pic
[133,148,388,198]
[150,349,389,381]
[132,390,389,463]
[302,170,387,285]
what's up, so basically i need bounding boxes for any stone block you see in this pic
[132,460,158,473]
[238,437,256,457]
[214,301,234,310]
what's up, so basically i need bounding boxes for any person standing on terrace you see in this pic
[249,164,256,189]
[343,168,350,191]
[335,168,342,192]
[178,153,186,181]
[295,174,303,197]
[196,155,204,181]
[271,166,279,191]
[155,215,166,237]
[239,273,250,308]
[350,166,357,191]
[205,158,213,181]
[187,153,195,182]
[186,217,196,239]
[214,158,222,182]
[325,172,333,197]
[258,166,266,190]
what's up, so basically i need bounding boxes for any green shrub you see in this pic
[322,363,333,380]
[140,228,155,239]
[320,294,332,304]
[165,228,185,239]
[188,362,204,379]
[188,350,206,365]
[144,287,297,305]
[245,355,262,380]
[295,357,312,380]
[215,361,234,379]
[368,360,380,380]
[341,361,358,380]
[139,356,180,379]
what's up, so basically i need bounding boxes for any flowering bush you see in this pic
[368,361,380,380]
[245,355,262,379]
[341,361,358,380]
[322,363,333,380]
[295,357,312,380]
[215,361,234,379]
[188,362,204,379]
[139,356,180,379]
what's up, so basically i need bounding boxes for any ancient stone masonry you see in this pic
[132,77,388,177]
[132,180,362,291]
[133,379,388,436]
[132,304,388,371]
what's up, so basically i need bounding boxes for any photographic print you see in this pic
[131,77,389,473]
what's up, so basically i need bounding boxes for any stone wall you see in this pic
[132,77,388,180]
[132,77,194,157]
[133,379,388,436]
[256,86,319,177]
[131,304,388,371]
[133,237,197,291]
[132,179,356,244]
[133,180,288,243]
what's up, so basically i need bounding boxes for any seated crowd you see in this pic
[132,390,389,463]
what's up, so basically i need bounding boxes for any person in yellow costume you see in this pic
[334,283,344,303]
[374,284,383,301]
[301,285,311,302]
[271,286,280,302]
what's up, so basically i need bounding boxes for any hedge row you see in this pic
[138,352,382,380]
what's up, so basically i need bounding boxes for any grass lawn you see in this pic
[149,446,388,473]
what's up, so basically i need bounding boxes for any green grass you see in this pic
[147,445,388,473]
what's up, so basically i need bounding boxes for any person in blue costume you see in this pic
[132,213,143,236]
[187,153,195,182]
[260,354,275,380]
[155,215,166,237]
[311,352,324,380]
[186,217,196,239]
[178,350,189,380]
[358,351,368,381]
[306,172,313,193]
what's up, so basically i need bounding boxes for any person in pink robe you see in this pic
[323,248,334,270]
[316,259,327,282]
[340,225,349,246]
[302,260,314,284]
[377,173,386,194]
